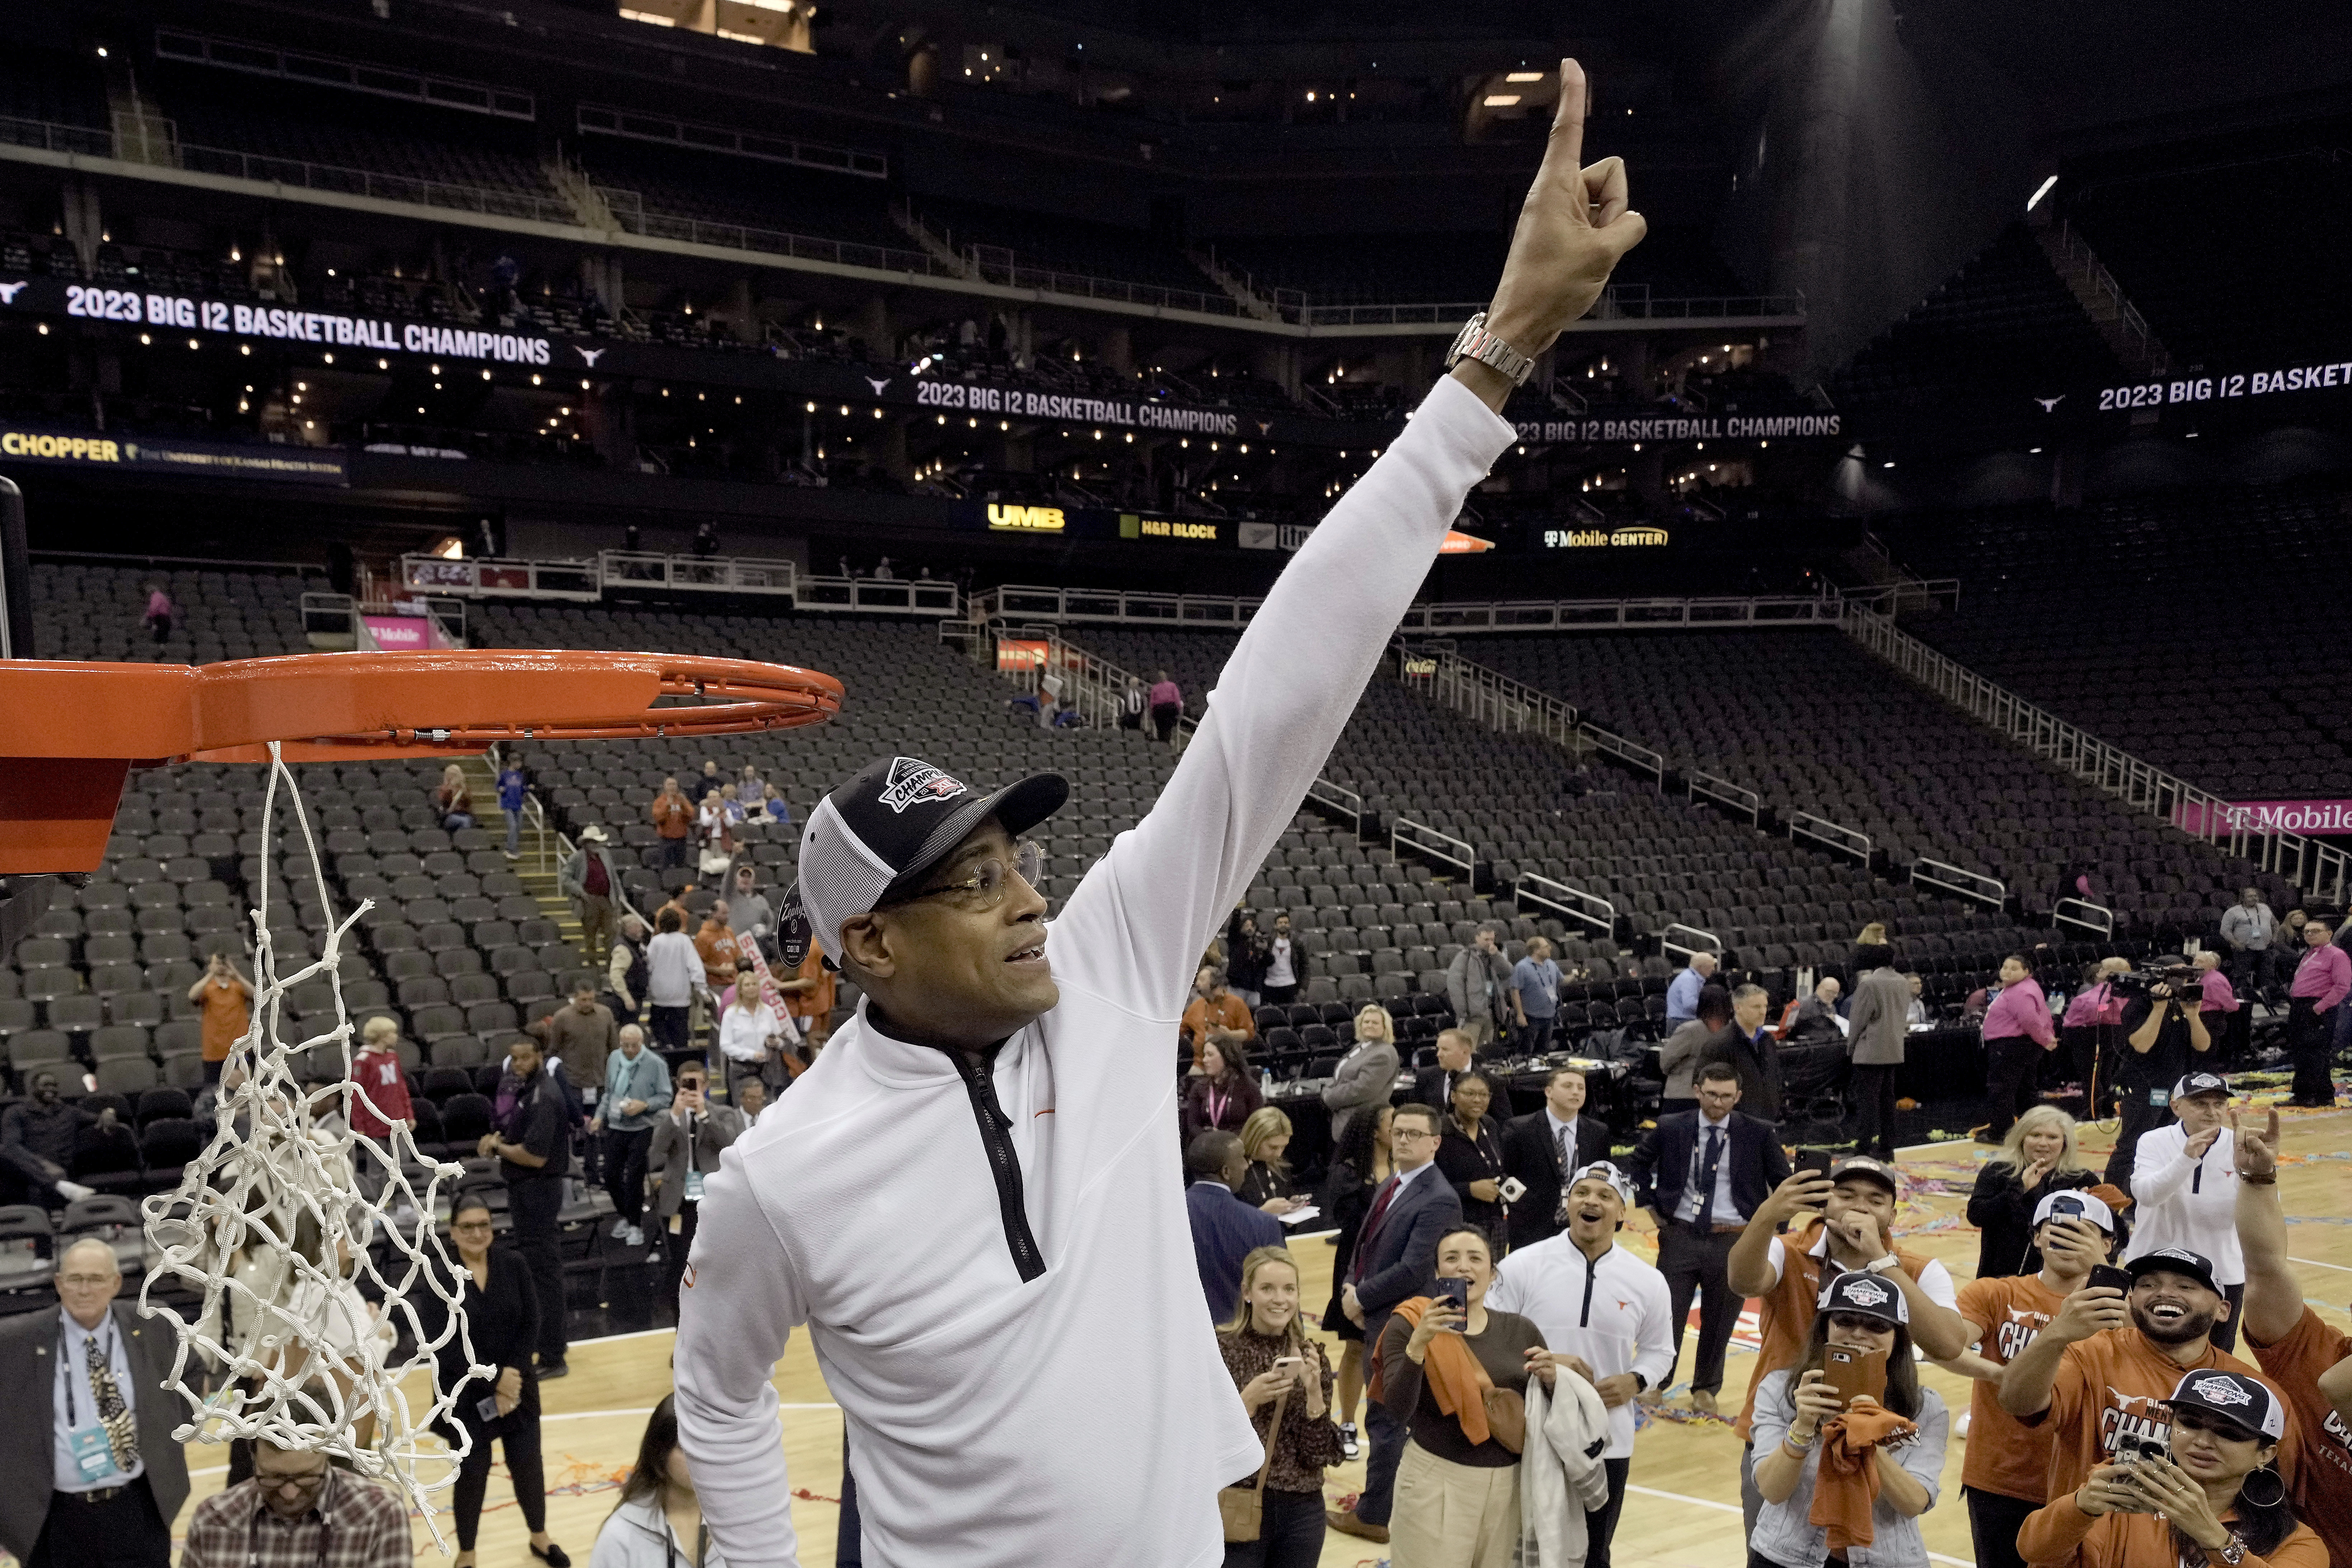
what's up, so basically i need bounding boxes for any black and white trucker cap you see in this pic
[778,755,1067,969]
[2166,1369,2285,1441]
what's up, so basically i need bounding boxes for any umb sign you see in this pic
[987,504,1066,533]
[2173,799,2352,835]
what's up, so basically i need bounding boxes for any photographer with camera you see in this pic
[1999,1246,2300,1505]
[2017,1370,2320,1568]
[2104,971,2212,1205]
[2122,1074,2245,1352]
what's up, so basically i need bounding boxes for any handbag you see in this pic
[1462,1344,1527,1454]
[1218,1383,1291,1542]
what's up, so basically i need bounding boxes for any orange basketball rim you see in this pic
[0,649,843,874]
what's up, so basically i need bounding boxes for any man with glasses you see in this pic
[674,58,1649,1568]
[0,1238,189,1568]
[176,1421,410,1568]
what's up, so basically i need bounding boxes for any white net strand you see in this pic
[137,743,491,1548]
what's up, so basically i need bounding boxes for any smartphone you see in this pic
[1273,1356,1303,1372]
[1795,1149,1835,1182]
[1823,1346,1889,1407]
[1434,1276,1470,1313]
[475,1394,502,1423]
[2089,1264,2134,1297]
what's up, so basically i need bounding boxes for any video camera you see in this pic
[2109,965,2198,1000]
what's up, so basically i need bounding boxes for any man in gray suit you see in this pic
[0,1237,190,1568]
[1844,940,1913,1162]
[1319,1024,1398,1145]
[1328,1102,1462,1546]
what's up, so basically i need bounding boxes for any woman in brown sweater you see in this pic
[1376,1225,1560,1568]
[1216,1246,1343,1568]
[1181,1037,1264,1145]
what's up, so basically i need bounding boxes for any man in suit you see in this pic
[0,1237,190,1568]
[1328,1102,1461,1546]
[1182,1131,1283,1320]
[1501,1065,1612,1252]
[1411,1027,1479,1112]
[1629,1063,1789,1414]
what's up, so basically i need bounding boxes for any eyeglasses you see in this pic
[58,1274,116,1288]
[897,840,1044,909]
[1390,1127,1438,1144]
[259,1469,329,1496]
[450,1221,492,1234]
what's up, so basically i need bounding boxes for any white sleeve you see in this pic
[1485,1254,1527,1315]
[674,1150,810,1568]
[1916,1257,1959,1312]
[1052,376,1514,1017]
[2132,1130,2199,1209]
[1631,1270,1678,1390]
[1764,1235,1787,1287]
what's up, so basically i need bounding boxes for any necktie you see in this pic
[1350,1177,1401,1283]
[1555,1120,1571,1177]
[85,1332,137,1472]
[1692,1126,1725,1233]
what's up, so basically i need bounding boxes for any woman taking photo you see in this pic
[1320,1102,1394,1461]
[435,764,475,832]
[1216,1246,1343,1567]
[412,1194,569,1568]
[1182,1037,1264,1144]
[1434,1072,1509,1244]
[1377,1225,1558,1568]
[1750,1271,1951,1568]
[1236,1106,1305,1216]
[1967,1105,2102,1278]
[590,1395,727,1568]
[2018,1370,2318,1568]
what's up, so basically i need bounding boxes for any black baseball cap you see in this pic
[780,755,1067,968]
[2172,1072,2230,1102]
[1828,1155,1900,1196]
[2166,1369,2284,1441]
[1816,1268,1909,1326]
[2125,1246,2222,1296]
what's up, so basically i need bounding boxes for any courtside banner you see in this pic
[2173,799,2352,835]
[0,424,349,485]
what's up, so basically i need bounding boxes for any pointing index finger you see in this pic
[1545,58,1589,184]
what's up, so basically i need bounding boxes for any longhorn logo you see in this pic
[865,376,893,396]
[575,346,606,367]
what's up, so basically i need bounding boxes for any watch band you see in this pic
[1446,311,1537,388]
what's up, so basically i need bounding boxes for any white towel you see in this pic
[1517,1373,1613,1568]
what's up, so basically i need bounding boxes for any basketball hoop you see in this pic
[0,649,843,872]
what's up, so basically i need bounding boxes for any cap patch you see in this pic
[2191,1375,2252,1407]
[877,757,968,814]
[1839,1275,1893,1308]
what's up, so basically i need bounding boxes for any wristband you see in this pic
[1784,1427,1817,1451]
[1865,1253,1900,1274]
[2241,1172,2276,1186]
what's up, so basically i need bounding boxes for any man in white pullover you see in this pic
[1488,1161,1675,1568]
[2122,1071,2244,1351]
[673,57,1648,1568]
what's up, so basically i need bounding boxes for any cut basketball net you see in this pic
[139,742,486,1546]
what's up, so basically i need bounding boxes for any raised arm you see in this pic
[1053,58,1645,1014]
[2232,1109,2304,1347]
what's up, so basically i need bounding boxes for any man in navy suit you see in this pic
[1328,1101,1462,1545]
[1628,1063,1789,1413]
[1182,1130,1282,1319]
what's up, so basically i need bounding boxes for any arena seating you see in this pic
[1829,223,2121,432]
[155,79,556,197]
[583,142,910,256]
[1453,627,2291,934]
[1080,625,2057,1012]
[0,51,109,132]
[1874,484,2352,801]
[910,197,1219,296]
[2067,150,2352,368]
[1206,231,1510,307]
[27,562,314,665]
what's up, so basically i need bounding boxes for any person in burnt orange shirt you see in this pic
[2001,1244,2301,1506]
[1725,1157,1972,1536]
[1947,1189,2119,1568]
[1181,965,1255,1072]
[2230,1107,2352,1568]
[2019,1370,2323,1568]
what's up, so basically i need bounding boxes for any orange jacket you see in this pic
[1370,1296,1498,1445]
[651,792,693,838]
[1806,1404,1917,1551]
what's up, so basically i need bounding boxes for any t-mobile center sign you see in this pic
[2173,800,2352,835]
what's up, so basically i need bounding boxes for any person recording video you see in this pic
[2106,973,2212,1205]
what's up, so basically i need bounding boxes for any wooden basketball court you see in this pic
[162,1100,2352,1567]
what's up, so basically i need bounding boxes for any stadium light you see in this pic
[1504,71,1542,82]
[2027,175,2059,211]
[1484,95,1521,107]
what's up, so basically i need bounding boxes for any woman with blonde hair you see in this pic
[1216,1247,1342,1567]
[1966,1104,2101,1277]
[1320,1003,1399,1144]
[434,763,474,831]
[1236,1106,1303,1216]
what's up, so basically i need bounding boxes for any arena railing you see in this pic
[0,115,112,157]
[396,552,959,616]
[1661,922,1724,960]
[1837,598,2349,906]
[2055,897,2117,938]
[1791,811,1872,866]
[1912,858,2007,912]
[1582,724,1665,784]
[1512,873,1617,938]
[973,584,1262,628]
[1403,644,1581,752]
[1290,286,1808,330]
[1689,772,1761,825]
[1392,817,1476,882]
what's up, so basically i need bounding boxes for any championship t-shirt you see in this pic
[1733,1218,1952,1441]
[2029,1326,2300,1501]
[2247,1307,2352,1566]
[1955,1273,2068,1501]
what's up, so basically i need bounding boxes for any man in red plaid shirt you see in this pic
[177,1433,411,1568]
